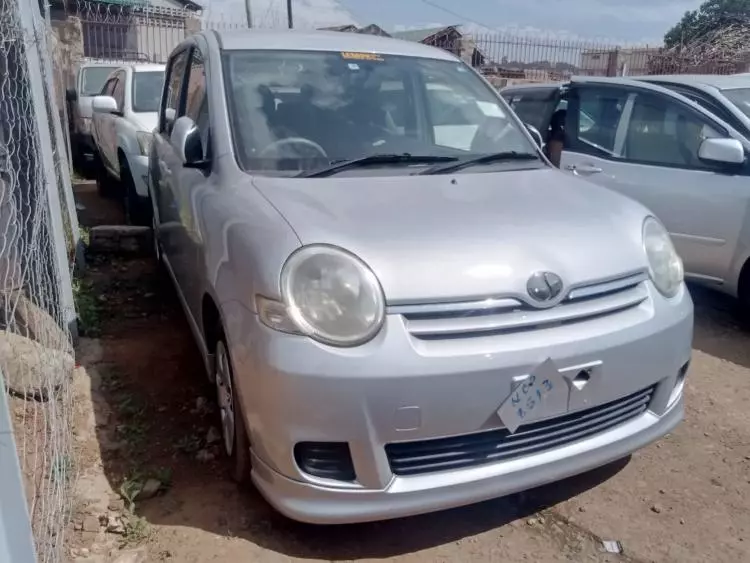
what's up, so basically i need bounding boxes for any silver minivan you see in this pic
[502,77,750,312]
[149,30,693,524]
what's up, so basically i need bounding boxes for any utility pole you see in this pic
[287,0,293,28]
[245,0,253,28]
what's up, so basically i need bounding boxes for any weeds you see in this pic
[122,514,151,546]
[173,433,201,456]
[51,453,73,484]
[72,277,100,336]
[79,226,90,247]
[116,420,148,448]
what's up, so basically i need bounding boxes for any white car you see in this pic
[91,63,166,224]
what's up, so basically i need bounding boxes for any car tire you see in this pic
[122,165,150,226]
[214,333,252,485]
[737,263,750,324]
[94,153,118,199]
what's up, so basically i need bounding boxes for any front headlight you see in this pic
[279,245,385,347]
[643,216,683,297]
[136,131,153,156]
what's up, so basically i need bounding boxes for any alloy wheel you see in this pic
[215,341,235,457]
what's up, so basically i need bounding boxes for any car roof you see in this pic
[213,29,457,61]
[130,63,166,73]
[632,74,750,91]
[502,74,750,90]
[80,61,122,68]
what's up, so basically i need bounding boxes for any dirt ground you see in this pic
[68,181,750,563]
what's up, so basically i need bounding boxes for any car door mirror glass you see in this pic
[698,137,745,165]
[524,123,543,148]
[92,95,118,114]
[171,115,207,169]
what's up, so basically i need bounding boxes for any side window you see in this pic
[101,78,114,96]
[112,73,125,111]
[622,92,722,170]
[161,49,190,135]
[567,87,628,156]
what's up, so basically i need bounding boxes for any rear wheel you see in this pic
[215,335,252,485]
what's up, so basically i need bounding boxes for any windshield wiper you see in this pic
[418,151,539,175]
[299,154,459,178]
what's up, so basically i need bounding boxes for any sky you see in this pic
[201,0,706,45]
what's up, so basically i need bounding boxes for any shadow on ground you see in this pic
[689,284,750,369]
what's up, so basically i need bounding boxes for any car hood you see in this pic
[131,112,159,133]
[251,168,649,304]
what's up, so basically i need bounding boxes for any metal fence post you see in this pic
[15,0,78,333]
[0,369,37,563]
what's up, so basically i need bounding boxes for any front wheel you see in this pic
[94,153,118,199]
[122,166,150,226]
[214,335,252,485]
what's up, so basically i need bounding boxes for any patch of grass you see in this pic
[173,433,201,456]
[154,466,173,488]
[51,453,73,484]
[122,513,152,546]
[119,471,144,511]
[116,420,148,448]
[79,226,90,247]
[72,277,100,336]
[117,393,145,418]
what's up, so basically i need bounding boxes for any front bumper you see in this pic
[222,282,692,524]
[252,396,683,524]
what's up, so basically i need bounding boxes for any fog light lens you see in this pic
[294,442,356,482]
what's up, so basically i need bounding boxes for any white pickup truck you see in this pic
[91,63,165,224]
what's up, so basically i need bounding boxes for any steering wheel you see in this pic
[258,137,328,159]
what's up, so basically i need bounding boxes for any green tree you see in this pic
[664,0,750,47]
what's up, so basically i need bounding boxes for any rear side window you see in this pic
[569,87,628,156]
[503,90,558,131]
[161,49,190,134]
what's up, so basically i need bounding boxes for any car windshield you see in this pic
[722,87,750,119]
[132,71,165,112]
[81,66,118,96]
[223,50,537,175]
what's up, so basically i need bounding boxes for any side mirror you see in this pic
[92,95,119,114]
[171,116,208,169]
[65,88,78,102]
[698,137,745,165]
[524,123,543,148]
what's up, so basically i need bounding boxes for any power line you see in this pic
[418,0,492,31]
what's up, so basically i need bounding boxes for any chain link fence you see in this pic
[1,0,78,561]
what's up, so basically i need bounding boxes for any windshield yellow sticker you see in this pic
[341,51,384,61]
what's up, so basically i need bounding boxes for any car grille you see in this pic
[385,385,655,477]
[389,272,648,340]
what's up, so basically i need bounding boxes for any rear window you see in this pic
[80,66,118,96]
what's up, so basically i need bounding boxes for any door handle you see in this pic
[565,164,603,174]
